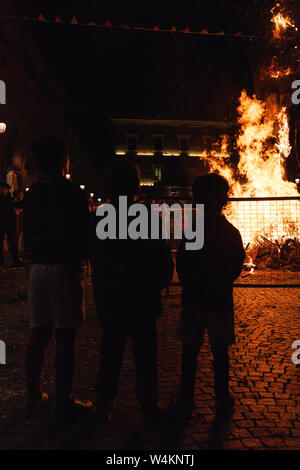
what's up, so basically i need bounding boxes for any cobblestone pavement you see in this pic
[0,266,299,450]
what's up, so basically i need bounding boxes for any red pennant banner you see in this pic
[0,14,255,38]
[38,14,47,22]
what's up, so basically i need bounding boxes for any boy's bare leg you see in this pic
[24,324,52,417]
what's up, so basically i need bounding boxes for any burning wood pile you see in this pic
[244,236,300,275]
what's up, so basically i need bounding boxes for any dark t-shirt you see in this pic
[23,177,90,268]
[176,214,245,312]
[90,208,174,320]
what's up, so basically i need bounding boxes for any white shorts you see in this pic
[28,264,83,329]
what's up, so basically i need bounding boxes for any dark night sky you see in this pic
[7,1,300,123]
[11,0,300,34]
[3,0,297,164]
[10,1,270,34]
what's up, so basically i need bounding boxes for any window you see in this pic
[139,165,153,179]
[178,135,190,152]
[153,134,164,152]
[127,134,138,151]
[154,166,162,182]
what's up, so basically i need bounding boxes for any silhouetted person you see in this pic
[91,163,174,426]
[0,181,20,266]
[23,136,90,424]
[175,173,245,418]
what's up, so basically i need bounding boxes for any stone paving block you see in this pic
[231,427,253,439]
[261,438,285,448]
[240,399,257,405]
[236,420,256,428]
[283,438,300,449]
[222,439,245,450]
[259,398,277,405]
[250,427,271,438]
[241,438,263,449]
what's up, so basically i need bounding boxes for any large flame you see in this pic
[206,91,299,247]
[209,90,297,198]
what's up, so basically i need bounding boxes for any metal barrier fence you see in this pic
[152,196,300,288]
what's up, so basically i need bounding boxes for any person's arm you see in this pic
[176,238,189,285]
[22,190,33,258]
[231,228,246,280]
[76,189,90,263]
[89,211,119,289]
[156,240,174,290]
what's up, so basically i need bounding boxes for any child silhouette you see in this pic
[175,173,245,418]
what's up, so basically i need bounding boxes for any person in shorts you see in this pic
[23,136,90,423]
[174,173,245,419]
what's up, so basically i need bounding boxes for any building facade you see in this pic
[111,117,236,195]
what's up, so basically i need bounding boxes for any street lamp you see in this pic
[80,185,85,190]
[0,123,6,134]
[295,178,300,184]
[65,173,71,180]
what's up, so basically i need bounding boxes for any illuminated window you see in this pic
[154,166,162,181]
[127,134,138,151]
[178,135,190,152]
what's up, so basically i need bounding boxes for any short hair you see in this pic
[192,173,229,210]
[104,163,140,200]
[31,136,66,175]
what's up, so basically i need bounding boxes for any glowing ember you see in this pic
[271,7,297,39]
[268,5,298,79]
[242,256,256,277]
[269,64,292,79]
